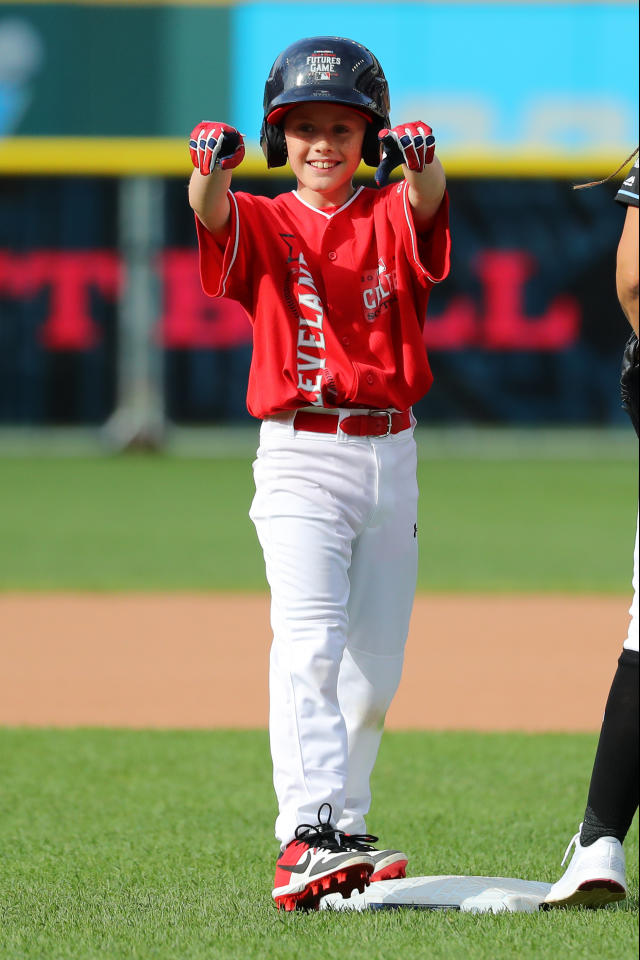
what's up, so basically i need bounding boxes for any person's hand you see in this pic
[188,122,245,175]
[375,122,435,187]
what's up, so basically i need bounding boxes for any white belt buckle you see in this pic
[370,410,393,437]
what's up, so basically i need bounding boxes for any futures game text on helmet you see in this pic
[260,37,391,169]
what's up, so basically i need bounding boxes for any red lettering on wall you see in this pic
[0,247,580,353]
[422,251,581,351]
[0,250,121,351]
[423,297,477,348]
[476,251,580,350]
[160,251,252,348]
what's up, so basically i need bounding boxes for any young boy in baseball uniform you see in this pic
[188,36,451,911]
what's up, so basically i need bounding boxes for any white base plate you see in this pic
[320,875,553,913]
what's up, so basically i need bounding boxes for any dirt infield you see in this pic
[0,593,630,731]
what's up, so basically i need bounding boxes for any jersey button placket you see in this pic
[323,219,337,262]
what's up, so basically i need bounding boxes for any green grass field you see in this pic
[1,439,637,957]
[1,728,637,960]
[0,451,636,591]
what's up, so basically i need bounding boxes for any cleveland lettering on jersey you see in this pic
[289,245,327,404]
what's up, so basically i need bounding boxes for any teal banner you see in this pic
[0,4,230,136]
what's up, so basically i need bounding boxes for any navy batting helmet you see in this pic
[260,36,391,168]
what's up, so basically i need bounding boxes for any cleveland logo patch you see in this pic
[360,257,398,323]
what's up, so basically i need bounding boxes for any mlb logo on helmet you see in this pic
[305,48,341,81]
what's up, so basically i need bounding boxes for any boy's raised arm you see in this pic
[375,122,446,233]
[188,122,245,241]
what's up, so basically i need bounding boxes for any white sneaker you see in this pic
[544,826,627,908]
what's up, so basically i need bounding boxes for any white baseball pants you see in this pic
[250,413,419,847]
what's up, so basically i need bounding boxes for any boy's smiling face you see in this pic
[283,103,368,209]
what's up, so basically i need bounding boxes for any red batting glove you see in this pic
[375,122,435,187]
[188,122,245,175]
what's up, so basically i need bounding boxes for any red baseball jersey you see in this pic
[196,180,450,418]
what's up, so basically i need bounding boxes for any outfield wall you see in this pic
[0,174,633,427]
[0,2,637,432]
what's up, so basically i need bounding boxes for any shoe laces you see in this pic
[294,803,379,852]
[342,831,380,852]
[561,824,582,866]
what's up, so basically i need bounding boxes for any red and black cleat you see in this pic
[275,863,373,912]
[272,804,375,912]
[369,851,408,883]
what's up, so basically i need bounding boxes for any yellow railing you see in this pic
[0,138,629,179]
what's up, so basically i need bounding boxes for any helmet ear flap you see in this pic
[362,122,384,168]
[260,122,287,168]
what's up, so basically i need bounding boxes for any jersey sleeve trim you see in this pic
[616,188,639,207]
[400,180,450,284]
[615,159,639,207]
[219,191,240,296]
[195,190,241,298]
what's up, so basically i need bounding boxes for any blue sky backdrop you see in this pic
[231,3,638,154]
